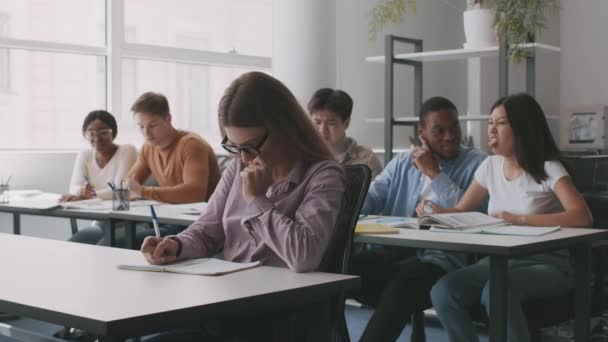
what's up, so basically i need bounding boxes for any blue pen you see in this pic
[150,205,162,242]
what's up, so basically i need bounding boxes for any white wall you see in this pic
[560,0,608,111]
[273,0,337,104]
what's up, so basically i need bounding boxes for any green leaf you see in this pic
[368,0,417,42]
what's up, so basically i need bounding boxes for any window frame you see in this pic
[0,0,272,151]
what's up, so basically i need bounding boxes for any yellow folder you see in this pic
[355,223,400,235]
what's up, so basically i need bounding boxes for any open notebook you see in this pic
[118,258,261,276]
[429,225,561,236]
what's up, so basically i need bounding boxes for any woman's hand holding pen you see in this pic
[240,158,272,203]
[81,183,96,199]
[141,236,179,265]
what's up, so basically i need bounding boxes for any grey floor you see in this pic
[0,306,489,342]
[345,305,489,342]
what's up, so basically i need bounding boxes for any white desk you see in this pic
[0,200,203,247]
[0,233,359,341]
[0,200,111,235]
[354,227,608,342]
[107,203,205,248]
[110,203,203,227]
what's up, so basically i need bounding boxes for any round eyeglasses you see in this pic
[84,129,113,140]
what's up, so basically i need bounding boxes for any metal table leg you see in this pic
[574,243,591,342]
[125,221,137,249]
[12,213,20,235]
[489,255,508,342]
[104,219,117,247]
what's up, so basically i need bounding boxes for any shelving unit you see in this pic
[365,114,560,124]
[368,35,561,164]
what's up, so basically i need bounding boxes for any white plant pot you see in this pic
[463,8,496,49]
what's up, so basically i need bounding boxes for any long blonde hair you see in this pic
[218,72,334,162]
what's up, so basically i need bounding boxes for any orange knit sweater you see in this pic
[128,130,220,204]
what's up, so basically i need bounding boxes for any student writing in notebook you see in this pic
[127,92,221,205]
[308,88,383,178]
[351,97,488,342]
[62,110,137,244]
[140,72,345,341]
[429,93,592,342]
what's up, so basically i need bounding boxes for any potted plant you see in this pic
[463,0,495,49]
[490,0,559,62]
[369,0,559,62]
[368,0,417,42]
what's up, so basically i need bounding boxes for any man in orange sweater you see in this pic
[127,92,221,204]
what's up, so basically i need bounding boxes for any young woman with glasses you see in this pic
[61,110,137,244]
[60,110,137,202]
[140,72,346,341]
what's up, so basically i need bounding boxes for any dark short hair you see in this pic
[131,92,170,117]
[491,93,560,183]
[82,110,118,139]
[419,96,458,124]
[307,88,353,122]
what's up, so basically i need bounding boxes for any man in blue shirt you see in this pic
[352,96,487,342]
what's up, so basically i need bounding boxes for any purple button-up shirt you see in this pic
[175,158,345,273]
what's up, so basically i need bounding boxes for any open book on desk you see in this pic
[118,258,261,276]
[418,212,506,230]
[429,225,561,236]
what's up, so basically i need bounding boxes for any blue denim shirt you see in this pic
[361,146,488,271]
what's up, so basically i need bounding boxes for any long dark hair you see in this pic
[218,72,333,161]
[491,93,560,183]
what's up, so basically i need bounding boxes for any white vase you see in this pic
[463,8,496,49]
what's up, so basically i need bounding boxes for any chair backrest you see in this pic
[318,164,371,274]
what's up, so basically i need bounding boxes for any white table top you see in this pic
[354,227,608,255]
[0,233,358,337]
[110,203,205,226]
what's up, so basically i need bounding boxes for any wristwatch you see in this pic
[423,200,434,214]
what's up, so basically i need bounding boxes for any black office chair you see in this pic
[317,164,372,342]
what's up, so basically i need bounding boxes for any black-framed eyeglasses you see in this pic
[221,130,269,156]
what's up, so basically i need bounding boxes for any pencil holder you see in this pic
[0,183,8,204]
[112,188,130,211]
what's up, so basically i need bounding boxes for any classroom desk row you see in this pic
[0,200,203,248]
[1,200,607,342]
[0,233,358,342]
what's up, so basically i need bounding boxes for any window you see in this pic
[0,50,105,149]
[120,59,270,147]
[0,0,273,150]
[124,0,272,57]
[0,0,105,46]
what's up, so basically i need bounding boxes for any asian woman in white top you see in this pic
[426,93,592,342]
[61,110,137,244]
